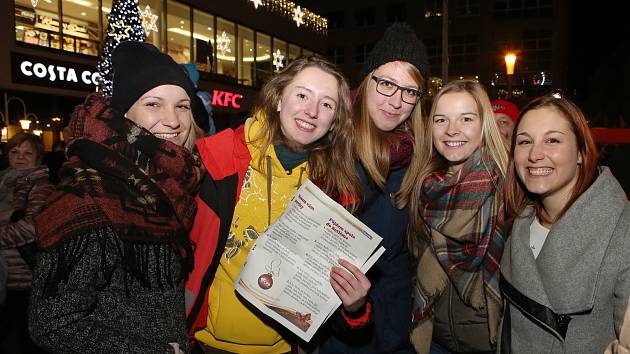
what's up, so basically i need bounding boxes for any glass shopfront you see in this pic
[13,0,317,88]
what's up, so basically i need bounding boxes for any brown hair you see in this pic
[353,61,426,189]
[5,132,45,163]
[504,94,599,224]
[399,80,509,239]
[251,55,360,210]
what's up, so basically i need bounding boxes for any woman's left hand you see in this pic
[330,258,371,313]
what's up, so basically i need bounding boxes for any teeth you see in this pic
[444,141,465,147]
[529,167,553,176]
[296,120,315,129]
[154,133,179,139]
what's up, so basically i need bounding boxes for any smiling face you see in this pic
[366,61,419,132]
[277,66,339,151]
[432,91,483,173]
[514,106,582,208]
[125,84,192,147]
[8,141,38,170]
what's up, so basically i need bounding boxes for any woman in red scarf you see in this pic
[401,80,509,354]
[29,41,201,354]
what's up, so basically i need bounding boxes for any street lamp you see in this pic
[504,53,516,99]
[19,119,32,130]
[0,92,28,128]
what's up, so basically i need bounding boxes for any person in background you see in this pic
[317,22,429,354]
[185,55,368,354]
[29,41,201,354]
[491,99,519,141]
[0,132,54,354]
[499,94,630,353]
[402,80,509,354]
[181,63,217,136]
[42,140,67,184]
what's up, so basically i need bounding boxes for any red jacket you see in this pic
[185,125,372,350]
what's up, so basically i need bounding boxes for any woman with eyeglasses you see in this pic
[399,80,509,354]
[315,23,429,354]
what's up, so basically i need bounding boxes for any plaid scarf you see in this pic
[412,148,505,348]
[37,94,201,292]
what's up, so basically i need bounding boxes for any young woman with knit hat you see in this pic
[315,23,430,354]
[29,41,201,354]
[400,80,509,354]
[185,55,368,354]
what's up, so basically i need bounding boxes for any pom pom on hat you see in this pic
[111,41,196,115]
[491,99,520,123]
[360,23,430,82]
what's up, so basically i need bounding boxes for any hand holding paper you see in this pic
[330,259,371,313]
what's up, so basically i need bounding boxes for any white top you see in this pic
[529,217,550,259]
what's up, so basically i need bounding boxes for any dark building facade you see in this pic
[302,0,569,106]
[0,0,327,146]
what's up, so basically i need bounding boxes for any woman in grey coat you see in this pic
[500,94,630,353]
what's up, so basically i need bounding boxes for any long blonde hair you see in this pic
[251,55,360,211]
[399,80,509,235]
[353,61,426,189]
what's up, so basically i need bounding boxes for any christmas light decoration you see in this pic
[97,0,145,96]
[31,0,38,7]
[139,5,158,36]
[242,0,327,35]
[250,0,263,9]
[272,49,284,72]
[292,6,304,27]
[217,31,232,56]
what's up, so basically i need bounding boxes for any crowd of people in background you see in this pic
[1,22,630,354]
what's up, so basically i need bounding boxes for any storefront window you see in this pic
[193,10,214,73]
[139,0,164,50]
[288,43,301,63]
[272,38,287,73]
[101,0,112,40]
[61,0,100,55]
[216,17,236,79]
[166,0,190,64]
[238,25,254,86]
[255,32,271,87]
[15,0,61,52]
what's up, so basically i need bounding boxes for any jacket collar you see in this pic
[505,168,627,313]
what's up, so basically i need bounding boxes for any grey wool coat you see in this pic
[499,168,630,354]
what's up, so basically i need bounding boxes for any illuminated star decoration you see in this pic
[272,49,285,72]
[108,20,132,42]
[293,6,304,27]
[31,0,38,7]
[217,31,231,56]
[139,5,158,36]
[250,0,263,9]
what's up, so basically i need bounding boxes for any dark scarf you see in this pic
[388,128,413,170]
[412,148,505,347]
[37,94,201,292]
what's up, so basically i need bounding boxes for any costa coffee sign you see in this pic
[11,52,98,91]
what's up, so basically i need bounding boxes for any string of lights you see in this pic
[97,0,145,96]
[246,0,327,35]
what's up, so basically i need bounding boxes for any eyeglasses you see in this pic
[371,75,422,105]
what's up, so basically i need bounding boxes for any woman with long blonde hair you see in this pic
[400,80,509,354]
[317,22,430,354]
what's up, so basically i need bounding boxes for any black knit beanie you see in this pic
[111,41,196,115]
[360,23,430,82]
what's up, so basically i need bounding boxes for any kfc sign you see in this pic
[212,90,242,109]
[11,52,98,91]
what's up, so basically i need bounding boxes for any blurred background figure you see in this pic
[42,140,67,185]
[0,132,54,354]
[491,99,519,141]
[181,63,217,136]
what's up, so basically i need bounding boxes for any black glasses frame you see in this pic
[371,75,422,104]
